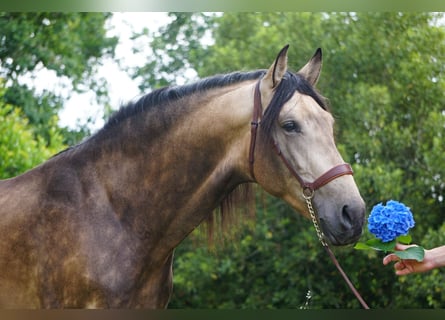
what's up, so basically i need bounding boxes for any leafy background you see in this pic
[0,12,444,308]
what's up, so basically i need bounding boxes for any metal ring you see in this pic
[302,187,314,200]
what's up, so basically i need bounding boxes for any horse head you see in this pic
[250,46,365,246]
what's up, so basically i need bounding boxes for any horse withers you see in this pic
[0,45,365,308]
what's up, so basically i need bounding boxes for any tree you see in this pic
[0,13,118,145]
[132,12,214,91]
[0,82,65,179]
[136,12,445,308]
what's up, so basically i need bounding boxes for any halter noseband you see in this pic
[248,80,354,197]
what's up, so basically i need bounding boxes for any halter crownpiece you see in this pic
[248,80,263,180]
[249,80,354,195]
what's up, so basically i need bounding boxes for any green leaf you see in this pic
[396,234,412,244]
[394,246,425,262]
[354,242,373,250]
[354,239,398,252]
[365,238,397,252]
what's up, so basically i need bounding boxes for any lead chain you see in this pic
[304,194,328,247]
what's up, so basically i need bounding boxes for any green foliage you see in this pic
[133,13,214,90]
[0,12,116,83]
[3,83,65,145]
[0,12,118,144]
[0,13,117,181]
[141,12,445,309]
[324,12,445,239]
[0,86,65,179]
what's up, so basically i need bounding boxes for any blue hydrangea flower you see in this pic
[368,200,415,242]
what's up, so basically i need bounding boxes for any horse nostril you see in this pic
[342,205,353,227]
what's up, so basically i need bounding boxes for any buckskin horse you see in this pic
[0,45,365,308]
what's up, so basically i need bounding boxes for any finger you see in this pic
[395,268,412,276]
[393,261,414,275]
[383,253,399,265]
[393,261,406,270]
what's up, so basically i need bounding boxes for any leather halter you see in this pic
[248,80,354,196]
[248,81,370,309]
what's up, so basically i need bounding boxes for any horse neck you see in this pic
[75,82,255,259]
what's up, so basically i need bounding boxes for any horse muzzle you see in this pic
[318,200,366,246]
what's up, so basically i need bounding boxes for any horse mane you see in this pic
[104,69,327,134]
[103,70,267,132]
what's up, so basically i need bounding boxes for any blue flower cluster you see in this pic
[368,200,415,242]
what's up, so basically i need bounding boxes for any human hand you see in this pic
[383,243,436,275]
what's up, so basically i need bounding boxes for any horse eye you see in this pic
[282,121,301,133]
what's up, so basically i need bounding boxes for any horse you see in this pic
[0,45,365,308]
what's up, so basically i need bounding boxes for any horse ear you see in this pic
[297,48,322,86]
[262,44,289,90]
[259,45,289,108]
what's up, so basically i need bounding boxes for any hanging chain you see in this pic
[303,191,328,247]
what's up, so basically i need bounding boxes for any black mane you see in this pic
[97,68,328,146]
[103,70,267,131]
